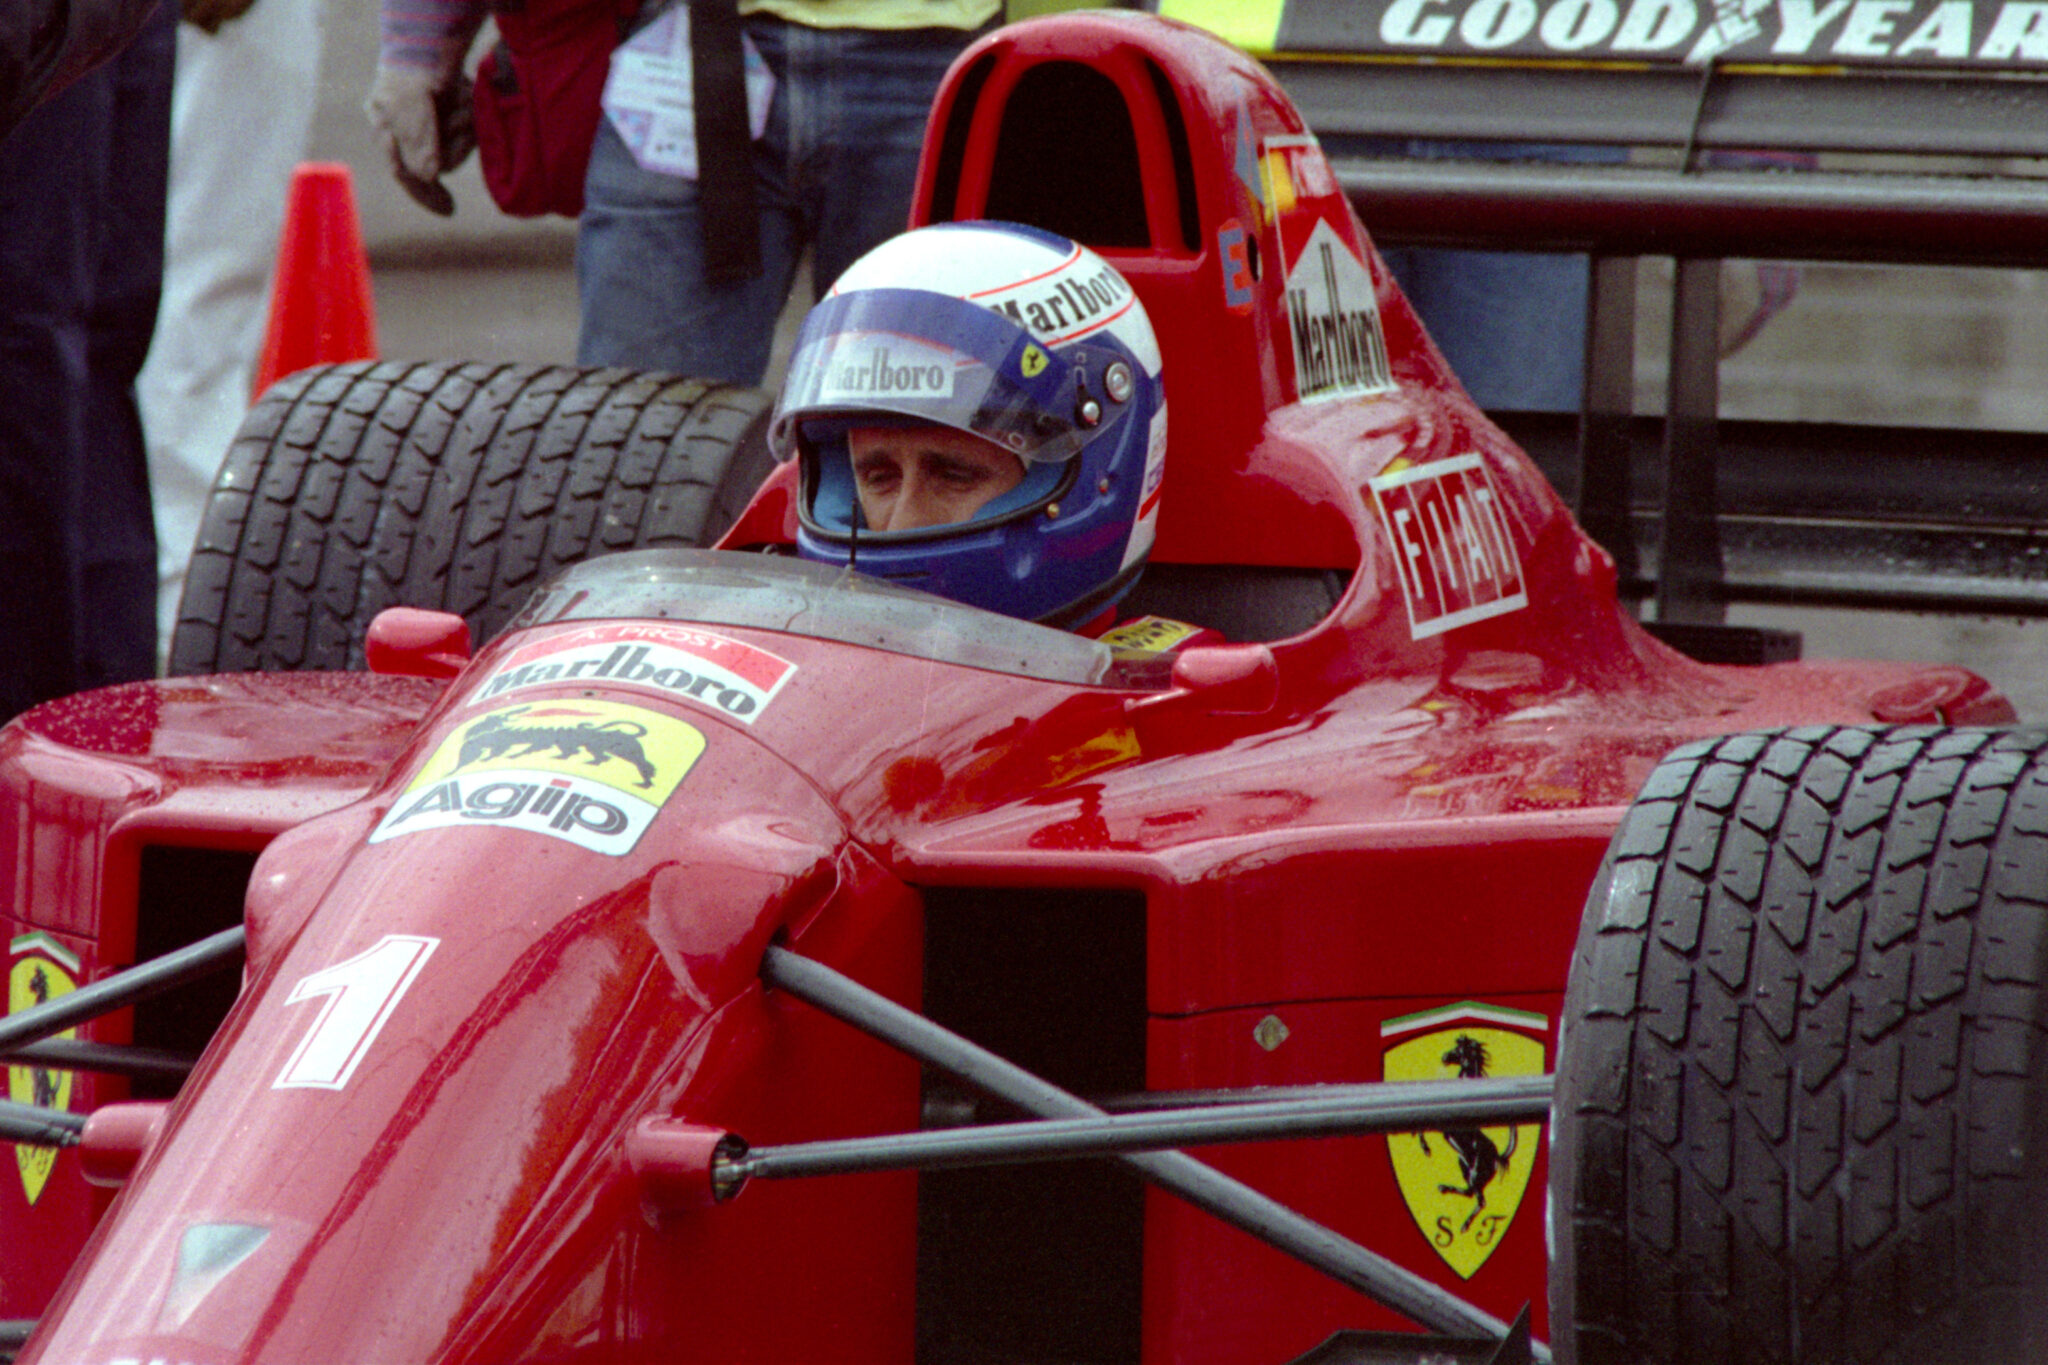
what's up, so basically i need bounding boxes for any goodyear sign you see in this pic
[1162,0,2048,67]
[1382,1002,1547,1280]
[372,701,705,856]
[10,932,78,1205]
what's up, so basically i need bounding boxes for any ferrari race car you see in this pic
[1,11,2038,1365]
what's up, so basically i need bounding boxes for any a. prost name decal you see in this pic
[371,700,705,856]
[1369,454,1528,638]
[475,622,794,723]
[10,932,77,1205]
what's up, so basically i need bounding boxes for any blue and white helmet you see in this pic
[768,222,1167,627]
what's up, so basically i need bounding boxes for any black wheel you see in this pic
[1551,724,2048,1365]
[167,360,775,675]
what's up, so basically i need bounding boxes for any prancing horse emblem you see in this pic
[11,935,80,1206]
[1382,1006,1545,1280]
[1420,1034,1516,1231]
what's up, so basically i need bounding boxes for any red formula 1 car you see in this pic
[0,12,2033,1365]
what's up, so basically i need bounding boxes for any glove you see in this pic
[182,0,260,35]
[365,62,477,217]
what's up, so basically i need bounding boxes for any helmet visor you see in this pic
[769,289,1099,467]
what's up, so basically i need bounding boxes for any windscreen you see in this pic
[506,549,1177,690]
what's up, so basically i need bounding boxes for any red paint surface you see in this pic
[0,13,2016,1365]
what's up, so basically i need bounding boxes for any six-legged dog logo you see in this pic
[374,700,706,856]
[455,706,660,788]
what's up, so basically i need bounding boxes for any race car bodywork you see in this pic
[0,11,2017,1365]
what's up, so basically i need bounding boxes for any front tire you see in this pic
[169,360,774,675]
[1551,724,2048,1365]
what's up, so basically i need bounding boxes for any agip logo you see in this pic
[372,700,705,856]
[10,932,79,1205]
[1382,1002,1547,1279]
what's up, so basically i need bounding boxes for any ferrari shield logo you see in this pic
[10,932,79,1205]
[1382,1003,1546,1279]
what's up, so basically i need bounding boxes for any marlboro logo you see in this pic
[1283,220,1394,403]
[475,623,794,724]
[817,334,959,404]
[825,346,953,399]
[982,260,1137,345]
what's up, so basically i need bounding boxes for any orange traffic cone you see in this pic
[253,162,378,400]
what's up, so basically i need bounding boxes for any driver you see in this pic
[768,221,1205,649]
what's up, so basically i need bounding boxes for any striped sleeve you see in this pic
[379,0,488,71]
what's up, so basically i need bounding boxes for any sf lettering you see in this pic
[1434,1211,1509,1249]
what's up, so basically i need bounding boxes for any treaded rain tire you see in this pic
[168,360,774,675]
[1551,724,2048,1365]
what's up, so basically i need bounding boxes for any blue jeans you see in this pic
[578,14,981,383]
[1370,141,1625,413]
[1375,246,1590,413]
[0,0,172,717]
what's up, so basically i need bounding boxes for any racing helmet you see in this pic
[769,221,1167,627]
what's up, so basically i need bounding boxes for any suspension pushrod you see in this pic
[0,1100,84,1148]
[0,926,245,1053]
[761,945,1533,1351]
[0,1039,196,1083]
[727,1075,1551,1181]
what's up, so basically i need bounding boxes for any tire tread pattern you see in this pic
[1552,724,2048,1365]
[169,360,773,675]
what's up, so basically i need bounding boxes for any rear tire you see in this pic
[1551,724,2048,1365]
[168,360,774,675]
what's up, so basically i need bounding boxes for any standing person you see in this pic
[0,0,175,719]
[0,0,165,139]
[1367,141,1627,415]
[138,0,327,660]
[366,0,998,384]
